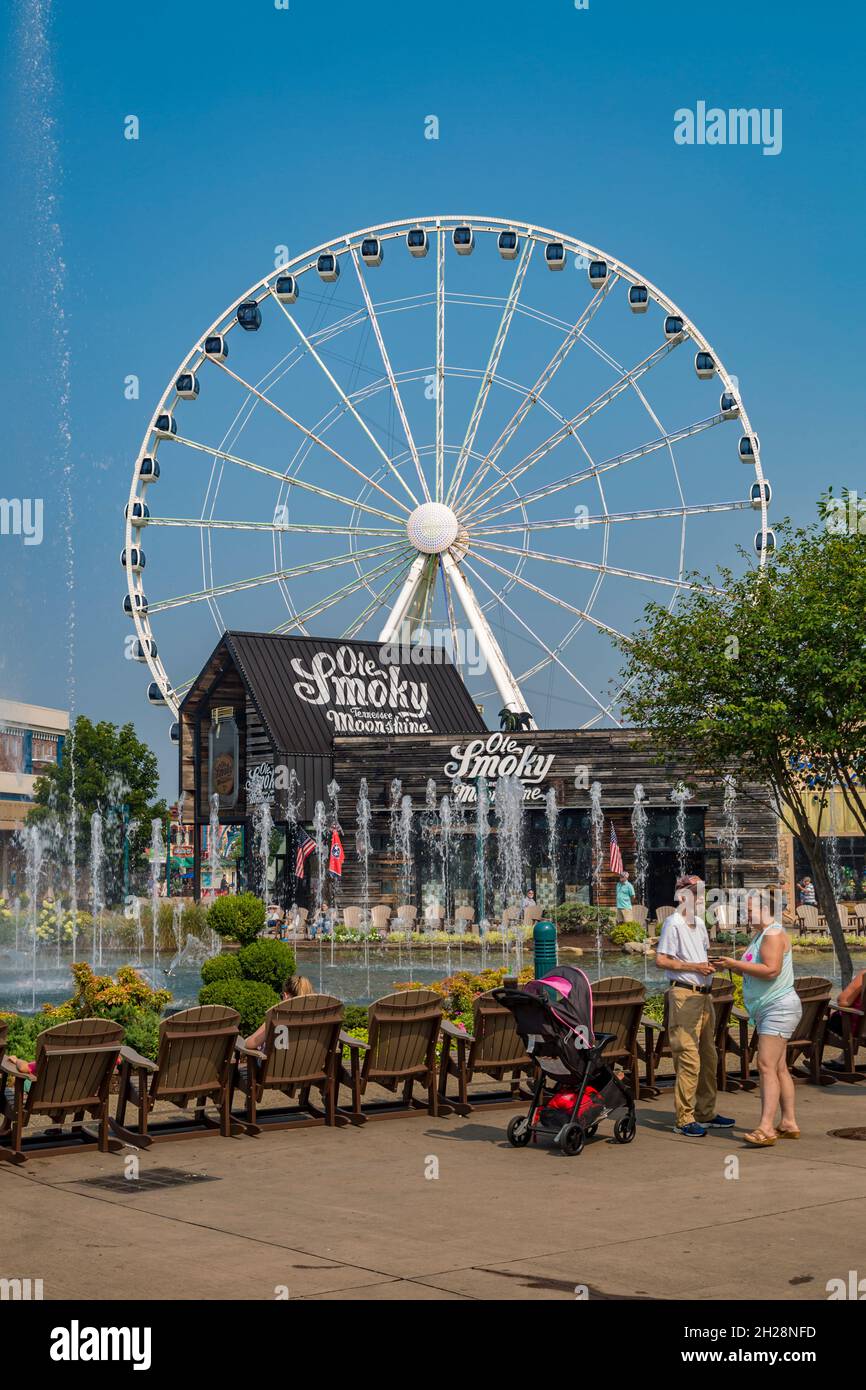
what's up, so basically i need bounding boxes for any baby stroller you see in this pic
[492,965,636,1156]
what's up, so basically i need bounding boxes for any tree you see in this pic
[616,512,866,985]
[28,716,168,902]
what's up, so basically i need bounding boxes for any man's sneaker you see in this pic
[673,1122,707,1137]
[705,1114,735,1128]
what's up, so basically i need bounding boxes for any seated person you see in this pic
[6,1055,36,1075]
[243,974,314,1052]
[823,968,866,1068]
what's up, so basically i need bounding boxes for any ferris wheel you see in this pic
[122,215,770,736]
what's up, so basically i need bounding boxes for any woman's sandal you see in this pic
[777,1127,801,1140]
[743,1128,778,1147]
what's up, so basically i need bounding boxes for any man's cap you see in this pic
[675,874,703,891]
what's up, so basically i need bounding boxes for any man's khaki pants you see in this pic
[668,986,717,1127]
[616,907,633,923]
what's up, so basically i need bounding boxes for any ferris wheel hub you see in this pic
[406,501,460,555]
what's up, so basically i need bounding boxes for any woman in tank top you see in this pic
[718,887,802,1147]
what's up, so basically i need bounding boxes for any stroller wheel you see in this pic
[507,1115,532,1147]
[584,1123,599,1139]
[557,1123,585,1157]
[613,1113,637,1144]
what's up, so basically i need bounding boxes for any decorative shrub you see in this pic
[206,892,266,946]
[552,901,617,935]
[0,999,159,1062]
[67,962,171,1019]
[237,939,296,994]
[609,921,646,948]
[121,1009,162,1061]
[198,978,278,1034]
[341,1025,369,1059]
[643,992,665,1025]
[343,1004,368,1031]
[406,965,534,1019]
[200,953,243,987]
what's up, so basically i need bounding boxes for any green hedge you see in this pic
[343,1004,368,1031]
[206,892,266,946]
[200,953,243,986]
[1,1004,163,1062]
[237,940,296,994]
[198,979,279,1034]
[609,921,646,947]
[551,901,617,935]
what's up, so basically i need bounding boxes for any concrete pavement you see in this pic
[2,1081,865,1301]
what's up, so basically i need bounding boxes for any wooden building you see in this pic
[179,631,779,916]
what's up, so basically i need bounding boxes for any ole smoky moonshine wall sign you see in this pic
[286,641,477,736]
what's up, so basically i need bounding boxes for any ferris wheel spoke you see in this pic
[210,358,411,515]
[455,274,619,512]
[341,555,418,638]
[474,413,724,525]
[148,541,408,614]
[143,515,403,537]
[460,556,623,726]
[463,337,680,519]
[471,499,751,536]
[269,292,421,508]
[464,549,628,641]
[350,248,431,502]
[273,551,414,637]
[472,538,721,594]
[170,434,406,525]
[447,238,534,507]
[439,558,464,675]
[435,227,446,501]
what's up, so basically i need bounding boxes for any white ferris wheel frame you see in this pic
[124,214,768,723]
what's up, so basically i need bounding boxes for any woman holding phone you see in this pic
[717,887,802,1147]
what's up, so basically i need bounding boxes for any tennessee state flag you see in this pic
[328,828,344,878]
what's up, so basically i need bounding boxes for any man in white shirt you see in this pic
[655,875,734,1137]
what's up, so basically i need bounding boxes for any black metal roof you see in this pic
[181,631,486,756]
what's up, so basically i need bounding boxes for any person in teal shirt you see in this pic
[718,887,802,1147]
[615,871,636,921]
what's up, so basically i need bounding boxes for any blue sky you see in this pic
[1,0,864,795]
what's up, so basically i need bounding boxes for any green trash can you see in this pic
[533,918,558,978]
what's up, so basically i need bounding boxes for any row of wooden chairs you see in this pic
[1,971,862,1164]
[796,903,866,936]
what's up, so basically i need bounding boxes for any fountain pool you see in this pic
[3,943,859,1015]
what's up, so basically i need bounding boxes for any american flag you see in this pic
[609,823,623,875]
[294,829,316,879]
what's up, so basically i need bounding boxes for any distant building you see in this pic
[779,787,866,907]
[178,632,779,914]
[0,699,69,897]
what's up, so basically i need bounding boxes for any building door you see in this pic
[647,849,708,916]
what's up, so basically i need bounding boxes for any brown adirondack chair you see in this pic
[232,994,348,1132]
[640,977,751,1092]
[0,1018,124,1164]
[112,1004,244,1145]
[733,976,834,1086]
[654,904,675,927]
[338,989,451,1122]
[437,988,533,1113]
[819,975,866,1081]
[592,976,655,1099]
[631,904,649,932]
[796,905,821,935]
